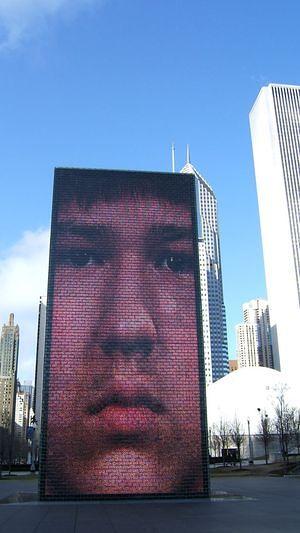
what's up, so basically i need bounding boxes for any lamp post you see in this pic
[247,418,254,464]
[257,408,269,464]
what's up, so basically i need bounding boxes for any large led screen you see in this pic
[40,168,209,500]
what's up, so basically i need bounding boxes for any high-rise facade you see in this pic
[15,381,33,442]
[181,153,229,383]
[236,299,274,369]
[250,84,300,380]
[33,297,46,445]
[0,313,19,378]
[0,313,19,431]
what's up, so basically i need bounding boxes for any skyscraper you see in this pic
[0,314,19,378]
[250,84,300,380]
[236,299,274,369]
[15,381,33,442]
[181,149,229,383]
[0,313,19,431]
[33,297,46,441]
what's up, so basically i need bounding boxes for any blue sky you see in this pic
[0,0,299,381]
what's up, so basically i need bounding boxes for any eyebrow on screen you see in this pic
[56,222,192,242]
[148,225,192,242]
[56,223,113,240]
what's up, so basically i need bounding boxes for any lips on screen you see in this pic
[44,170,204,498]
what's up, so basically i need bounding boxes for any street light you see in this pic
[247,418,254,464]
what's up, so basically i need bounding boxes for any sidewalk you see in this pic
[0,475,299,532]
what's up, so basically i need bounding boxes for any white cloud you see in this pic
[0,0,101,50]
[0,228,50,382]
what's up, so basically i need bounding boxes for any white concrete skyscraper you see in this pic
[250,84,300,381]
[181,149,229,384]
[236,299,274,369]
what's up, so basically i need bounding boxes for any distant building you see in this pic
[0,313,19,378]
[206,366,299,461]
[181,149,229,383]
[229,359,238,372]
[249,84,300,380]
[236,323,258,368]
[236,299,274,369]
[0,314,19,431]
[15,381,32,441]
[33,298,46,441]
[198,239,213,383]
[0,378,14,429]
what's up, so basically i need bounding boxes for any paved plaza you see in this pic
[0,475,299,532]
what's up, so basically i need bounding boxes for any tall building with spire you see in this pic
[0,313,19,431]
[250,84,300,381]
[181,148,229,383]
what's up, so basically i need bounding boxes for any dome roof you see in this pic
[206,367,299,432]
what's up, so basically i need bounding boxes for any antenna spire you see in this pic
[186,144,191,164]
[171,143,175,173]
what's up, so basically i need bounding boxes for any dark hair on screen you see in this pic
[54,168,194,209]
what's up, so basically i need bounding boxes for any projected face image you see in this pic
[45,175,203,497]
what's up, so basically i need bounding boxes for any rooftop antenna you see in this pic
[171,143,175,173]
[186,144,191,164]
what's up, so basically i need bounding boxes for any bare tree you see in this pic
[230,418,245,469]
[273,386,293,462]
[290,408,300,455]
[209,424,222,460]
[216,418,230,466]
[13,433,29,464]
[257,408,273,464]
[0,410,11,474]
